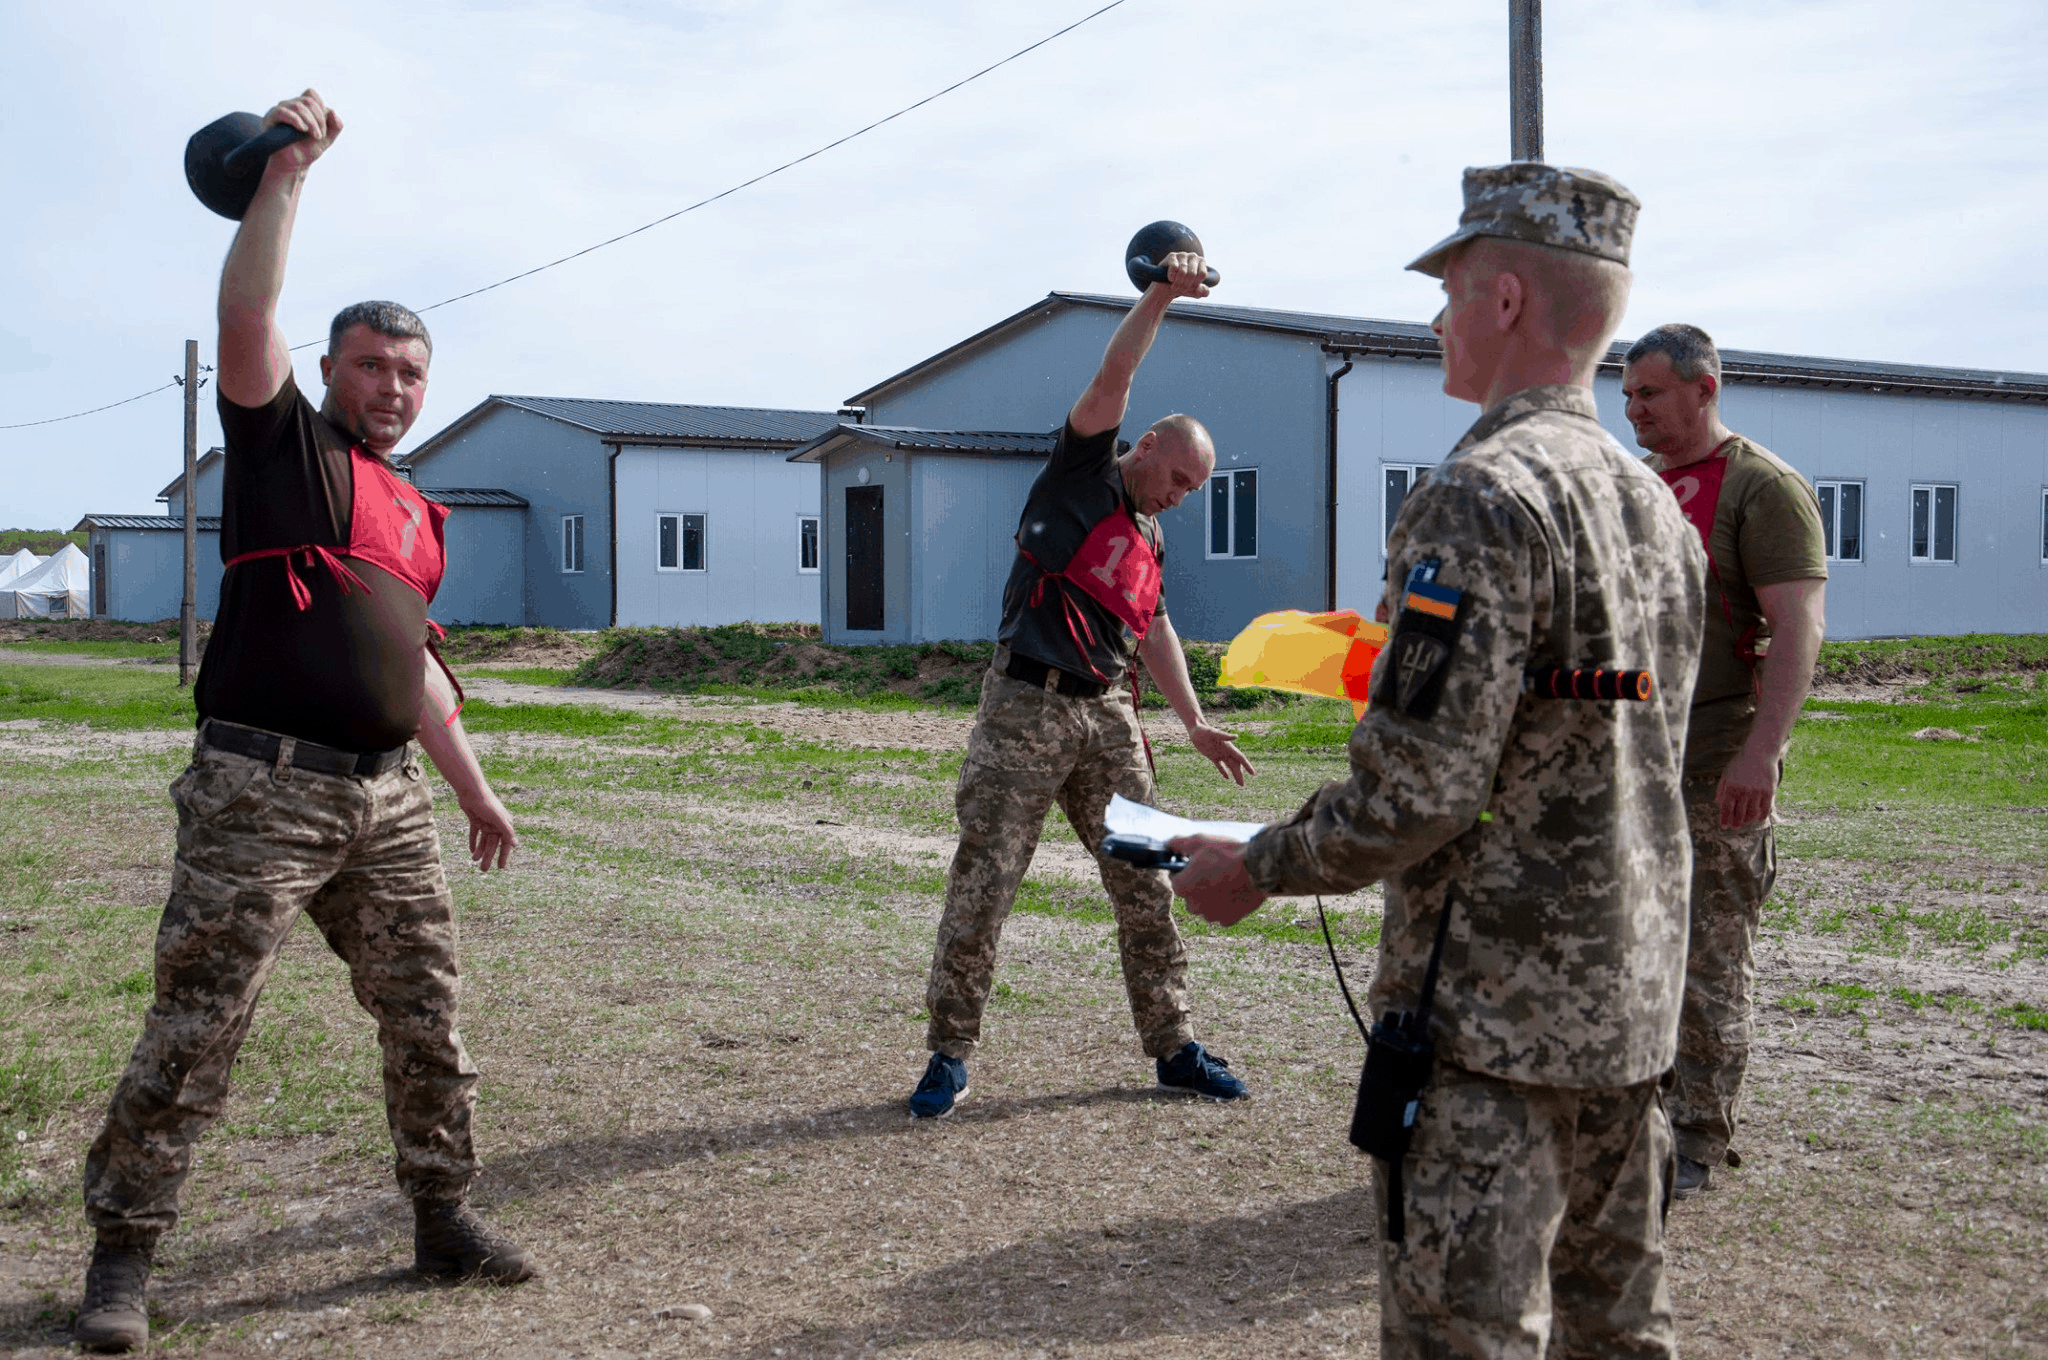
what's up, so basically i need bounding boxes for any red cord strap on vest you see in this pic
[424,620,466,728]
[223,543,373,612]
[224,544,464,729]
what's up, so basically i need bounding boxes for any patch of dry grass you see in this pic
[1,674,2045,1358]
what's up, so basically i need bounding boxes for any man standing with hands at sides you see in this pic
[74,90,533,1353]
[1623,323,1828,1199]
[1171,165,1706,1357]
[907,249,1257,1120]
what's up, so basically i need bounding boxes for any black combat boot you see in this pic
[74,1238,155,1353]
[413,1199,537,1283]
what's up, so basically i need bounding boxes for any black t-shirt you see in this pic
[196,376,439,752]
[998,420,1166,681]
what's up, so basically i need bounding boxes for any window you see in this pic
[1814,480,1863,562]
[656,513,706,571]
[1382,464,1432,549]
[1909,484,1956,563]
[561,515,584,573]
[798,515,820,573]
[1206,468,1258,559]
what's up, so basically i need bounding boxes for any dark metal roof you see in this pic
[788,423,1057,464]
[418,487,529,508]
[74,515,223,532]
[489,396,840,444]
[848,291,2048,406]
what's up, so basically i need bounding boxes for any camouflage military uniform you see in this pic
[926,652,1191,1060]
[83,736,478,1245]
[1669,775,1775,1167]
[1244,383,1707,1358]
[1644,436,1826,1169]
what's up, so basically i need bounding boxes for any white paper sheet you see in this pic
[1104,794,1266,845]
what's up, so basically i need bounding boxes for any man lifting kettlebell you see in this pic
[74,90,533,1353]
[906,225,1257,1120]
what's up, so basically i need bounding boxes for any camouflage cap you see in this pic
[1407,163,1640,278]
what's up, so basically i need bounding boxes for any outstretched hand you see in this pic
[1188,722,1255,786]
[261,88,343,174]
[460,791,519,871]
[1168,835,1267,926]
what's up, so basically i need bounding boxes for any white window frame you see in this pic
[2040,488,2048,566]
[655,512,707,573]
[561,514,584,574]
[1382,463,1432,551]
[797,514,821,574]
[1908,483,1957,565]
[1205,467,1259,560]
[1814,479,1864,563]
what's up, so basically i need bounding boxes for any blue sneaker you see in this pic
[1155,1042,1247,1101]
[908,1052,969,1119]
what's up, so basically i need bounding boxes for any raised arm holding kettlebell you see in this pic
[217,90,342,409]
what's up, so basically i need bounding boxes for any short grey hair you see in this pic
[328,300,432,358]
[1626,323,1720,385]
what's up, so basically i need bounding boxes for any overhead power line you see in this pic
[4,0,1133,426]
[0,379,184,431]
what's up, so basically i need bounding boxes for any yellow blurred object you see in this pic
[1220,609,1389,719]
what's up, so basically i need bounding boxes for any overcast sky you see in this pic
[3,0,2043,528]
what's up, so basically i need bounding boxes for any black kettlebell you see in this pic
[1125,220,1220,292]
[184,113,308,220]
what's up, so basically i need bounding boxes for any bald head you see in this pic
[1121,413,1216,516]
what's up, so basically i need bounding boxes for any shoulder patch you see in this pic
[1375,559,1464,719]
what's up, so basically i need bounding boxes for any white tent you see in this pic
[0,548,44,589]
[1,543,90,619]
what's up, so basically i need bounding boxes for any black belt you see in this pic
[199,719,409,778]
[1002,652,1109,699]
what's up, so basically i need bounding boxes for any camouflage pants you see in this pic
[83,734,479,1245]
[925,667,1192,1061]
[1669,774,1776,1167]
[1376,1062,1676,1360]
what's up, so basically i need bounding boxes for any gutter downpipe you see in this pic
[607,442,621,628]
[1326,353,1353,611]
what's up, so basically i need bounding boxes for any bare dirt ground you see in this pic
[1,690,2043,1359]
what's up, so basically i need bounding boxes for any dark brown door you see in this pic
[845,485,884,632]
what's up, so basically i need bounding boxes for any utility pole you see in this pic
[179,339,198,687]
[1510,0,1543,161]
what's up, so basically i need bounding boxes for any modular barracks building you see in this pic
[790,293,2048,645]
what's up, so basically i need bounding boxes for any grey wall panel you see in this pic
[431,508,525,625]
[411,406,611,629]
[613,446,821,627]
[910,455,1043,641]
[103,530,221,622]
[1334,357,1485,614]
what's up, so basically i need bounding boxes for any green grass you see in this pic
[1815,632,2048,684]
[0,639,179,660]
[0,663,196,730]
[456,665,573,687]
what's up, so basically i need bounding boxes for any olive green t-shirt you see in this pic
[1646,435,1827,776]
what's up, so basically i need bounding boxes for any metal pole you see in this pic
[1510,0,1543,162]
[180,339,198,687]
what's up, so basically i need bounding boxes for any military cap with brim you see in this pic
[1407,163,1641,278]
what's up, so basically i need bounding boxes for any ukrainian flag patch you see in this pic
[1373,558,1465,720]
[1402,578,1462,620]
